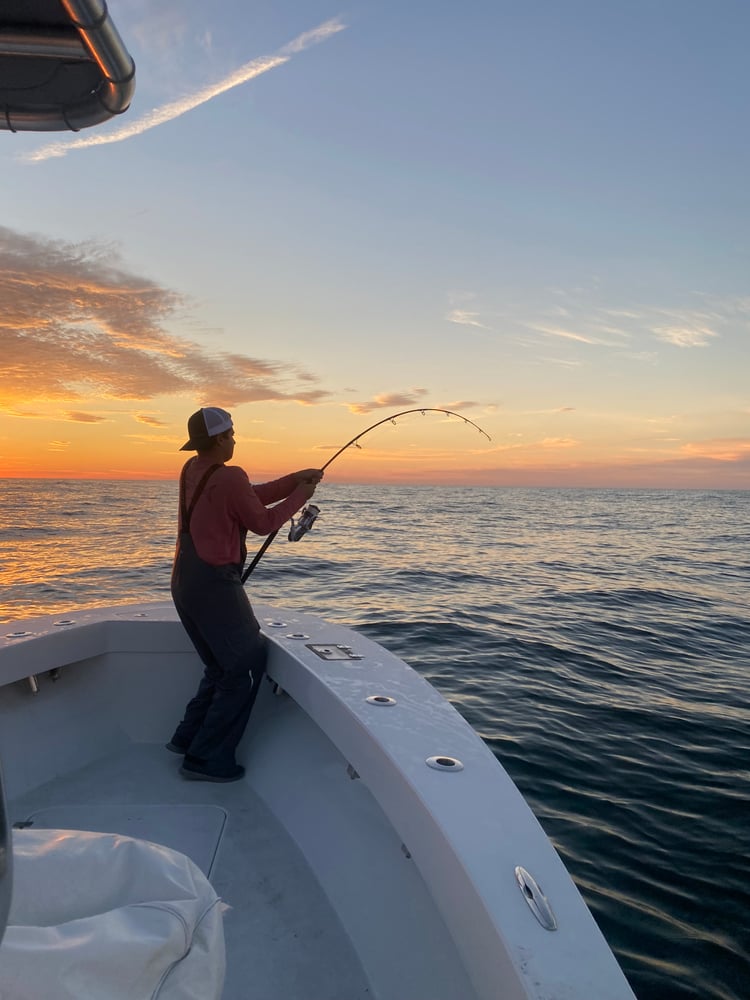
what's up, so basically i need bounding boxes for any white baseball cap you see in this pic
[180,407,233,450]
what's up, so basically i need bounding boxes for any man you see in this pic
[167,406,322,782]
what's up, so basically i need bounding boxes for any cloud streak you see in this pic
[527,322,618,346]
[651,322,718,348]
[504,285,750,362]
[65,411,107,423]
[679,438,750,462]
[347,389,430,415]
[0,226,328,411]
[23,17,346,163]
[446,309,488,329]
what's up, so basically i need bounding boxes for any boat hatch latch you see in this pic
[306,644,363,661]
[514,866,558,931]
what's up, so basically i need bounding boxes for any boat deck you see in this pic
[8,742,371,1000]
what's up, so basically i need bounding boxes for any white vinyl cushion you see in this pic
[0,828,225,1000]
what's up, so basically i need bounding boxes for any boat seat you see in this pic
[25,803,227,878]
[0,828,225,1000]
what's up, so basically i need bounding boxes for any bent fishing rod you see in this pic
[241,408,492,582]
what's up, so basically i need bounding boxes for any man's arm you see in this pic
[229,468,318,536]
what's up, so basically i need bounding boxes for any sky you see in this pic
[1,0,749,487]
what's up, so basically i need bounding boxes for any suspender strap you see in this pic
[179,460,222,532]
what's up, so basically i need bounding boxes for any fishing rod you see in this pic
[241,408,491,582]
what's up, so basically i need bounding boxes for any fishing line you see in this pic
[241,408,491,582]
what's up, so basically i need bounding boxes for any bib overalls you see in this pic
[169,463,268,777]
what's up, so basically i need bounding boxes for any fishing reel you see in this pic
[288,504,320,542]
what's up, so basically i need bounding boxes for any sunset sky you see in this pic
[2,0,748,487]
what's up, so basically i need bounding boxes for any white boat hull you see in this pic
[0,601,636,999]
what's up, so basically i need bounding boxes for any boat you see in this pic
[0,6,636,997]
[0,599,637,998]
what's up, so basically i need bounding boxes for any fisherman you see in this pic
[167,406,322,782]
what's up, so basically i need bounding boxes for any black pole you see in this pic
[241,528,279,584]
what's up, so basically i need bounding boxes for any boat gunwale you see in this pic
[0,600,636,1000]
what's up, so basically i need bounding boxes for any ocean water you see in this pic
[1,479,748,1000]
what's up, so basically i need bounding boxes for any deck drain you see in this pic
[366,695,397,706]
[5,631,33,639]
[53,619,76,626]
[266,620,287,628]
[426,755,464,772]
[285,633,309,639]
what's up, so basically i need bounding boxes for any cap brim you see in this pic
[179,439,196,451]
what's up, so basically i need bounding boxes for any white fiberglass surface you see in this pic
[7,743,371,1000]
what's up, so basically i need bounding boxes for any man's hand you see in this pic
[294,468,324,485]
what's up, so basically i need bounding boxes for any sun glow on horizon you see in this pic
[2,397,748,489]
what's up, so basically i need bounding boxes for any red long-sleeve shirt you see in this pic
[179,457,309,566]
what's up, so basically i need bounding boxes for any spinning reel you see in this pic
[288,504,320,542]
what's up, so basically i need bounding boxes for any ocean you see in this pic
[1,479,748,1000]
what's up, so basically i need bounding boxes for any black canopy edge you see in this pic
[0,0,135,132]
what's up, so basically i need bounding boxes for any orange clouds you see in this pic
[65,412,108,423]
[680,439,750,463]
[347,389,429,414]
[0,226,327,413]
[345,392,486,416]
